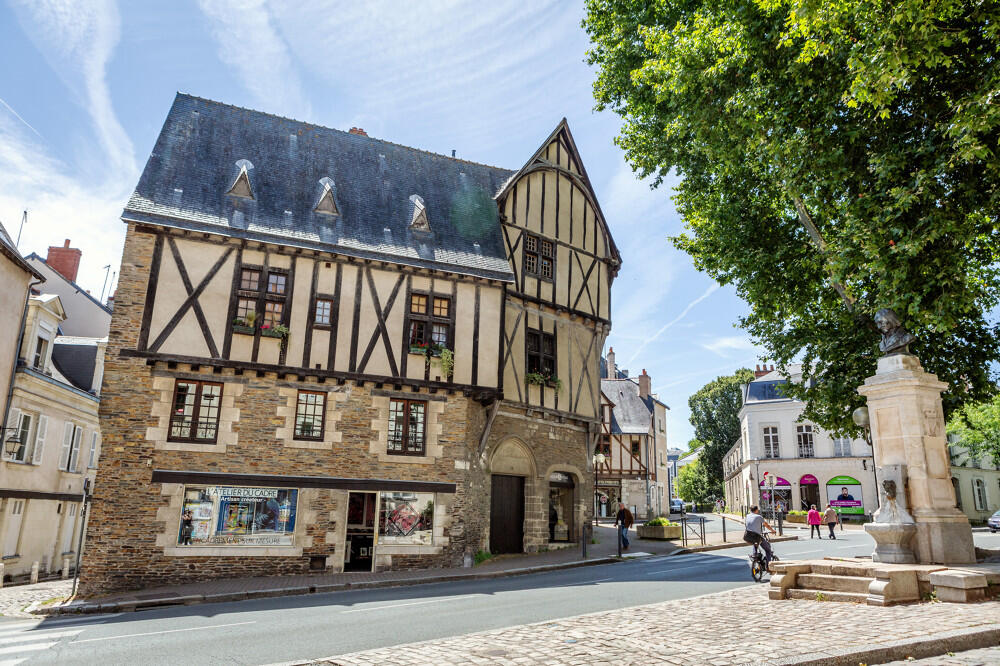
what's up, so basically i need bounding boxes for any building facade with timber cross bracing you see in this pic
[81,94,620,594]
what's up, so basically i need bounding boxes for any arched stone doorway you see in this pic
[488,438,537,554]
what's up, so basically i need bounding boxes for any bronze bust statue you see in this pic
[874,308,916,355]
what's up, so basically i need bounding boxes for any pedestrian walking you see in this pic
[824,505,839,539]
[614,502,634,550]
[807,504,822,539]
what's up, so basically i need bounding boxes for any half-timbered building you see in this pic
[82,94,619,594]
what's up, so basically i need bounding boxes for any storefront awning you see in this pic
[151,470,457,494]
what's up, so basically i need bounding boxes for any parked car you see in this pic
[988,509,1000,533]
[670,499,685,515]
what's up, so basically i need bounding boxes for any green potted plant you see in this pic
[434,348,454,379]
[526,372,563,392]
[233,312,258,335]
[637,516,681,540]
[261,322,289,338]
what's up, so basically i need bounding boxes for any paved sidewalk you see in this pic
[307,585,1000,665]
[0,580,72,618]
[38,524,685,615]
[884,646,1000,664]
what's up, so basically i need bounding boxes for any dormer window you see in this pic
[227,159,255,199]
[409,194,430,231]
[314,177,340,216]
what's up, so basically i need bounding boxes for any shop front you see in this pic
[548,472,576,542]
[799,474,820,510]
[759,476,791,518]
[826,475,864,517]
[595,480,620,519]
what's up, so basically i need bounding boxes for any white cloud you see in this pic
[196,0,311,120]
[9,0,135,178]
[701,336,757,357]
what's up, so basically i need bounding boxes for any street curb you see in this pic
[673,535,799,554]
[31,557,618,617]
[772,623,1000,665]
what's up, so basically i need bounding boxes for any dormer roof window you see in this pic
[227,159,255,199]
[314,177,340,216]
[409,194,429,231]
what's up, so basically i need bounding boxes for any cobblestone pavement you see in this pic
[884,646,1000,664]
[0,580,72,618]
[312,585,1000,665]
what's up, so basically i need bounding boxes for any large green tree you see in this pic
[676,459,716,503]
[584,0,1000,433]
[688,369,754,485]
[947,394,1000,465]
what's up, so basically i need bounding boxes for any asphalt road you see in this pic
[3,531,997,666]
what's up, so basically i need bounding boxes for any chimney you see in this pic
[754,364,774,379]
[348,127,368,136]
[638,369,651,399]
[46,239,82,283]
[606,347,616,378]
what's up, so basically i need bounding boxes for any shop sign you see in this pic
[826,475,863,515]
[800,474,819,485]
[759,476,790,487]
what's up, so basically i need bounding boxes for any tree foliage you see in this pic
[676,459,717,502]
[688,369,754,484]
[947,394,1000,465]
[584,0,1000,433]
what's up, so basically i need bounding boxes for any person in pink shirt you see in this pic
[807,504,822,538]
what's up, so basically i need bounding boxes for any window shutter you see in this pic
[60,422,74,470]
[31,415,47,465]
[69,427,82,472]
[88,432,98,468]
[4,409,20,461]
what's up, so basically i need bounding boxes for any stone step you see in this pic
[797,573,872,594]
[786,588,868,603]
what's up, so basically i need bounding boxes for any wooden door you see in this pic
[490,475,524,554]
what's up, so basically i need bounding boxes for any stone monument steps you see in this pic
[796,573,873,594]
[785,588,868,603]
[809,562,876,578]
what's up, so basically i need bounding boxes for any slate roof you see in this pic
[601,379,652,435]
[123,94,517,281]
[52,341,98,393]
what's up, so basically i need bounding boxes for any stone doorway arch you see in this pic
[488,438,537,554]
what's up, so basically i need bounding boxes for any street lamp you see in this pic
[2,428,22,459]
[592,453,606,526]
[852,405,880,510]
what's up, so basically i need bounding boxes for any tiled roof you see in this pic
[601,379,652,435]
[124,94,516,281]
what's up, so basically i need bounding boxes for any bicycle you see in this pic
[748,533,778,582]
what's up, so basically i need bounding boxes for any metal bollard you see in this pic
[722,516,727,543]
[778,513,784,536]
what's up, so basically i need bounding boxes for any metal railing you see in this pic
[679,515,706,547]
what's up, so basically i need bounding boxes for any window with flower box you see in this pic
[169,380,223,443]
[525,328,556,377]
[406,292,452,354]
[387,399,426,455]
[232,264,290,336]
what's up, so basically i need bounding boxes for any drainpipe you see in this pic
[2,280,43,434]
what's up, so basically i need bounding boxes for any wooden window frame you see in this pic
[293,390,326,441]
[525,328,556,377]
[168,380,224,443]
[406,291,454,351]
[386,398,427,456]
[630,436,642,459]
[523,232,555,282]
[231,263,291,335]
[313,297,335,327]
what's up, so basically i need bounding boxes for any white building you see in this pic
[723,366,877,519]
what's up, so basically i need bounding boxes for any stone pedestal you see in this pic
[858,354,975,565]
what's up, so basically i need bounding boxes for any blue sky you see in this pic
[0,0,765,447]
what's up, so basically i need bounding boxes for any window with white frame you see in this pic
[762,426,780,458]
[60,423,83,472]
[32,328,52,371]
[796,425,815,458]
[833,437,852,457]
[2,499,25,557]
[973,478,988,511]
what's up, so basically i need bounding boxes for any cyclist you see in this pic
[743,505,777,567]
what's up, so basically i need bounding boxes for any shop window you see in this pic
[407,293,452,350]
[314,298,334,326]
[294,391,326,440]
[973,478,988,511]
[762,426,780,458]
[526,328,556,376]
[796,425,815,458]
[833,437,852,457]
[178,486,298,546]
[524,233,554,281]
[168,380,223,443]
[378,491,434,545]
[387,399,426,455]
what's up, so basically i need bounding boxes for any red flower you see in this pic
[262,324,271,329]
[889,240,895,246]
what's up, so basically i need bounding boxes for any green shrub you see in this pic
[645,517,677,527]
[474,550,493,565]
[787,510,808,516]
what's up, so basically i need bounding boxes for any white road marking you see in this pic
[0,642,57,655]
[782,550,822,556]
[837,544,866,549]
[71,621,256,644]
[341,595,481,614]
[0,659,27,666]
[645,561,742,575]
[571,578,614,585]
[0,629,82,645]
